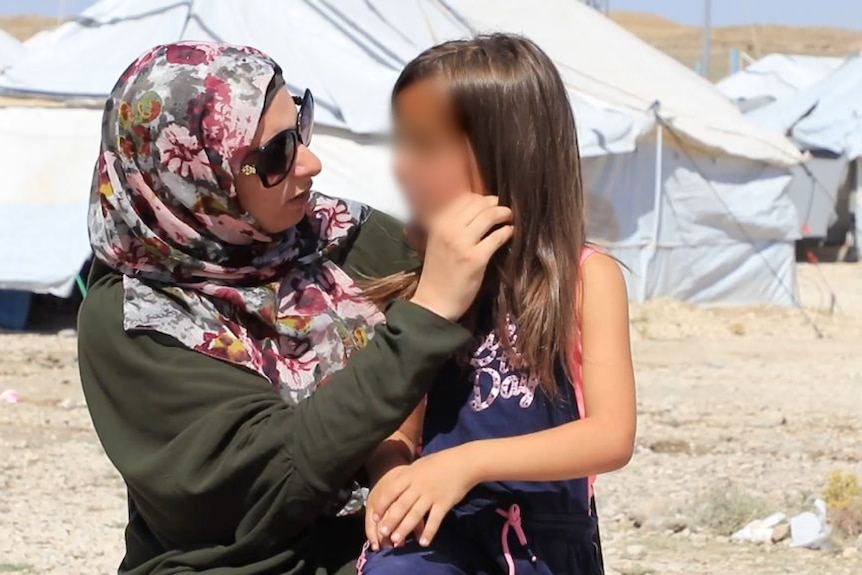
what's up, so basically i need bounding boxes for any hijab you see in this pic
[88,42,385,404]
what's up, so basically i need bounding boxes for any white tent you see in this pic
[718,54,852,240]
[750,54,862,160]
[0,29,22,71]
[718,54,844,113]
[0,0,803,304]
[748,53,862,252]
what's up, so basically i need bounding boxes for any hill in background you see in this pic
[0,16,56,41]
[2,11,862,81]
[610,11,862,80]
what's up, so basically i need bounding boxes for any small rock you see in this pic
[618,563,653,575]
[771,523,790,543]
[842,547,858,559]
[751,411,787,428]
[648,514,688,533]
[58,328,77,338]
[624,545,647,560]
[58,398,86,410]
[629,510,648,529]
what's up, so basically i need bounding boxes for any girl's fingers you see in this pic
[418,505,447,547]
[391,496,432,546]
[474,225,515,260]
[365,505,380,551]
[378,489,422,539]
[412,518,427,542]
[464,205,513,244]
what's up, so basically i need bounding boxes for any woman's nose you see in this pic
[293,145,322,178]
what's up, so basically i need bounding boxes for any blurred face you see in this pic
[234,87,322,233]
[393,77,474,228]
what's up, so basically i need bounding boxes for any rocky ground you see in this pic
[1,263,861,574]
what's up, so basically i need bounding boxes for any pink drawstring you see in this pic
[496,504,537,575]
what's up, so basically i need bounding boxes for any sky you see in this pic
[0,0,860,30]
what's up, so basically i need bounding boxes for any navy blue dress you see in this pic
[359,263,604,574]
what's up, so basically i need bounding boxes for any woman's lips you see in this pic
[289,189,311,204]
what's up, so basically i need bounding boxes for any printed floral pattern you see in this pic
[89,42,385,404]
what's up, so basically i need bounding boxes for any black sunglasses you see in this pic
[240,88,314,188]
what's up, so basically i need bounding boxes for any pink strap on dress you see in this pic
[496,504,538,575]
[567,247,598,507]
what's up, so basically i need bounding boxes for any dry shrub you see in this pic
[823,470,860,510]
[694,483,769,536]
[648,439,691,454]
[823,470,862,539]
[728,322,746,336]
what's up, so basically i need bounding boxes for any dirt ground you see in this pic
[1,262,861,574]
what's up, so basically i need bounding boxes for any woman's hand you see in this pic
[410,195,513,321]
[366,447,477,550]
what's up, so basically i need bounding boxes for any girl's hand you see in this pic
[411,195,513,322]
[364,464,415,550]
[369,447,477,549]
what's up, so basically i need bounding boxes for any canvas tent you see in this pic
[0,29,22,71]
[750,54,862,160]
[718,54,851,240]
[718,54,843,113]
[747,54,862,249]
[0,0,803,304]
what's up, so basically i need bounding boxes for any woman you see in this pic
[78,42,512,574]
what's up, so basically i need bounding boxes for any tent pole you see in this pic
[642,123,664,300]
[700,0,711,77]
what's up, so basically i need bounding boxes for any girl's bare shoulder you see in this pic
[580,251,628,313]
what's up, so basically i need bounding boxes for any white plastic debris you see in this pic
[731,512,786,544]
[790,499,831,549]
[0,389,19,404]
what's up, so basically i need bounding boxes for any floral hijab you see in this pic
[89,42,385,405]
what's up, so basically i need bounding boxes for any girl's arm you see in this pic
[369,253,636,547]
[461,252,635,482]
[365,399,426,484]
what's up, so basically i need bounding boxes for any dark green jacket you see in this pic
[78,211,469,574]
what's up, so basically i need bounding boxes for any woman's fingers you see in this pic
[418,504,448,547]
[369,475,410,523]
[390,496,432,546]
[464,205,513,244]
[448,194,500,229]
[378,489,422,540]
[474,225,515,261]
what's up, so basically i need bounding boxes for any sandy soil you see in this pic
[1,262,861,574]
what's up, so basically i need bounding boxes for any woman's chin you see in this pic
[255,207,306,234]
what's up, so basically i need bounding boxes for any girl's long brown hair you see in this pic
[367,34,586,392]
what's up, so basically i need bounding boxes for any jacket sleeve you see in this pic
[78,275,468,545]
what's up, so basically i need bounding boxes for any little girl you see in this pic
[359,34,636,575]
